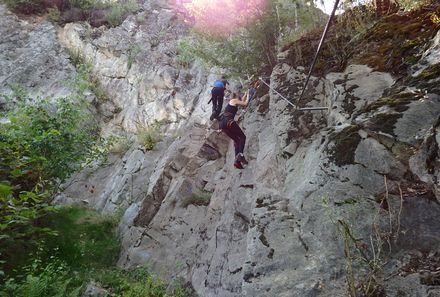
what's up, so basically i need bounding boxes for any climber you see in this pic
[219,91,249,169]
[209,76,230,121]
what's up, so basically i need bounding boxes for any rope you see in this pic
[259,77,297,109]
[296,0,341,105]
[259,77,328,111]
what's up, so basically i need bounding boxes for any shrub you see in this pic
[37,206,121,270]
[1,0,44,14]
[181,190,212,208]
[127,44,142,70]
[176,0,324,76]
[137,122,162,151]
[94,266,193,297]
[1,259,82,297]
[108,133,134,155]
[0,80,104,277]
[47,7,61,23]
[105,0,140,27]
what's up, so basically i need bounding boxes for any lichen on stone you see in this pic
[327,125,362,166]
[366,113,403,136]
[364,92,417,113]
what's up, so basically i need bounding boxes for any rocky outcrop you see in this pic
[58,6,215,133]
[0,5,75,100]
[65,55,440,297]
[3,1,440,296]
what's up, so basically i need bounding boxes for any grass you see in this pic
[181,190,212,208]
[37,206,121,271]
[109,133,134,155]
[0,205,193,297]
[137,123,162,151]
[105,0,140,27]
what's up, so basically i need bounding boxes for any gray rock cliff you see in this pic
[2,2,440,296]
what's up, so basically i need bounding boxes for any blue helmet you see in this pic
[213,80,224,88]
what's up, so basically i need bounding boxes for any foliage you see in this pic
[1,259,82,297]
[0,0,44,14]
[70,63,108,103]
[177,0,324,76]
[0,96,99,273]
[0,70,107,277]
[0,206,118,294]
[398,0,432,10]
[127,44,143,70]
[136,14,146,25]
[321,189,401,297]
[181,190,212,208]
[105,0,140,27]
[137,121,162,151]
[108,133,134,155]
[47,7,61,23]
[0,205,192,297]
[0,97,97,190]
[95,267,192,297]
[37,206,121,271]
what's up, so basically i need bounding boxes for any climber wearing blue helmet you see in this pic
[209,76,229,120]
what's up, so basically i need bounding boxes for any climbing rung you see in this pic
[298,107,328,111]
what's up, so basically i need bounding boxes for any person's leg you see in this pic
[229,122,246,155]
[211,88,220,120]
[216,89,225,116]
[211,88,223,119]
[222,127,240,156]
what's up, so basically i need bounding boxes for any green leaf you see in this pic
[0,183,12,199]
[10,168,23,178]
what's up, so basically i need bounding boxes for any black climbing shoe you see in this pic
[210,114,215,121]
[236,153,248,165]
[234,161,244,169]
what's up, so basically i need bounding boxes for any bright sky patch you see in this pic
[173,0,268,34]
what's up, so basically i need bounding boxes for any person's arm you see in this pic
[231,91,249,107]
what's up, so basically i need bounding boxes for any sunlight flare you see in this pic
[172,0,268,34]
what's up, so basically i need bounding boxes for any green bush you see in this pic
[47,7,61,23]
[95,267,193,297]
[181,190,212,208]
[0,96,98,252]
[106,1,140,27]
[0,80,102,277]
[137,122,162,151]
[1,259,82,297]
[108,133,134,155]
[176,0,324,76]
[0,0,44,14]
[0,97,97,188]
[38,206,121,270]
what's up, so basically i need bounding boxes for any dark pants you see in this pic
[211,87,224,118]
[222,121,246,156]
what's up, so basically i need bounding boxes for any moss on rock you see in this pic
[364,92,417,113]
[366,113,403,136]
[328,125,362,166]
[283,3,440,77]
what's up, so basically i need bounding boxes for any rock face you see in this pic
[58,4,215,133]
[3,1,440,296]
[0,5,75,100]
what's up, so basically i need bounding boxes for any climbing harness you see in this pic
[297,0,341,105]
